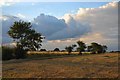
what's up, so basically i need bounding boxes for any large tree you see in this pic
[8,21,44,51]
[76,41,86,55]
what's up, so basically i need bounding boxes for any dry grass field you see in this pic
[2,53,119,78]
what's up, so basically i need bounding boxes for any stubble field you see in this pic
[2,53,119,78]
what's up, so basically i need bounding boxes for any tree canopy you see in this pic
[54,48,60,51]
[76,41,86,55]
[88,42,107,54]
[65,44,76,54]
[8,20,44,51]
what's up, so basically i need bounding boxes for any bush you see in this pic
[14,47,27,59]
[2,46,14,60]
[40,49,47,51]
[54,48,60,51]
[2,46,27,60]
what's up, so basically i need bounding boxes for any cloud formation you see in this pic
[32,14,67,38]
[32,13,90,40]
[62,2,118,50]
[1,15,20,43]
[1,2,118,51]
[42,2,118,50]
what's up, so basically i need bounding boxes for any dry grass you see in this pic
[2,53,118,78]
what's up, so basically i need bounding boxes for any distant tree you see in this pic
[65,46,73,55]
[76,41,86,55]
[40,49,47,51]
[89,42,107,54]
[102,45,107,53]
[54,48,60,51]
[65,44,76,54]
[90,42,101,54]
[87,46,92,52]
[8,21,44,58]
[72,44,77,48]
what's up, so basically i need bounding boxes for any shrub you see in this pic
[2,46,14,60]
[54,48,60,51]
[40,49,47,51]
[2,46,27,60]
[14,47,27,59]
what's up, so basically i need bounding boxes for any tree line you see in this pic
[65,41,107,55]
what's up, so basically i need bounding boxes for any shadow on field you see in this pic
[3,54,85,64]
[3,53,108,64]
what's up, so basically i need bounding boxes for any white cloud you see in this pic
[32,13,90,40]
[16,13,26,19]
[1,2,118,51]
[61,2,118,51]
[0,0,19,7]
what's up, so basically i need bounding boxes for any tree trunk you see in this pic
[79,52,82,55]
[68,52,70,55]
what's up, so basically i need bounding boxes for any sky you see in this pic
[2,2,108,20]
[1,1,118,51]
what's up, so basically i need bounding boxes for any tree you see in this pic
[54,48,60,51]
[40,49,47,51]
[65,46,73,55]
[87,46,92,52]
[90,42,101,54]
[76,41,86,55]
[102,45,107,53]
[65,44,76,54]
[8,21,44,58]
[89,42,107,54]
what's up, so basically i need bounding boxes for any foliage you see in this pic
[2,46,14,60]
[76,41,86,55]
[87,46,92,52]
[88,42,107,54]
[65,44,76,54]
[14,45,27,59]
[2,45,27,60]
[8,20,44,51]
[8,21,44,59]
[54,48,60,51]
[40,49,47,51]
[102,45,107,53]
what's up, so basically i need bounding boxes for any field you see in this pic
[2,53,119,78]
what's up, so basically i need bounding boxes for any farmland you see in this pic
[2,52,118,78]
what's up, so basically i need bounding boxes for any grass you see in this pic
[2,52,119,78]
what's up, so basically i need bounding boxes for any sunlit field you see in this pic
[2,52,118,78]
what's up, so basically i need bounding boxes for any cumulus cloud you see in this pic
[1,15,21,43]
[32,13,90,40]
[61,2,118,50]
[32,14,67,38]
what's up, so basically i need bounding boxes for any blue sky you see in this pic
[2,2,108,20]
